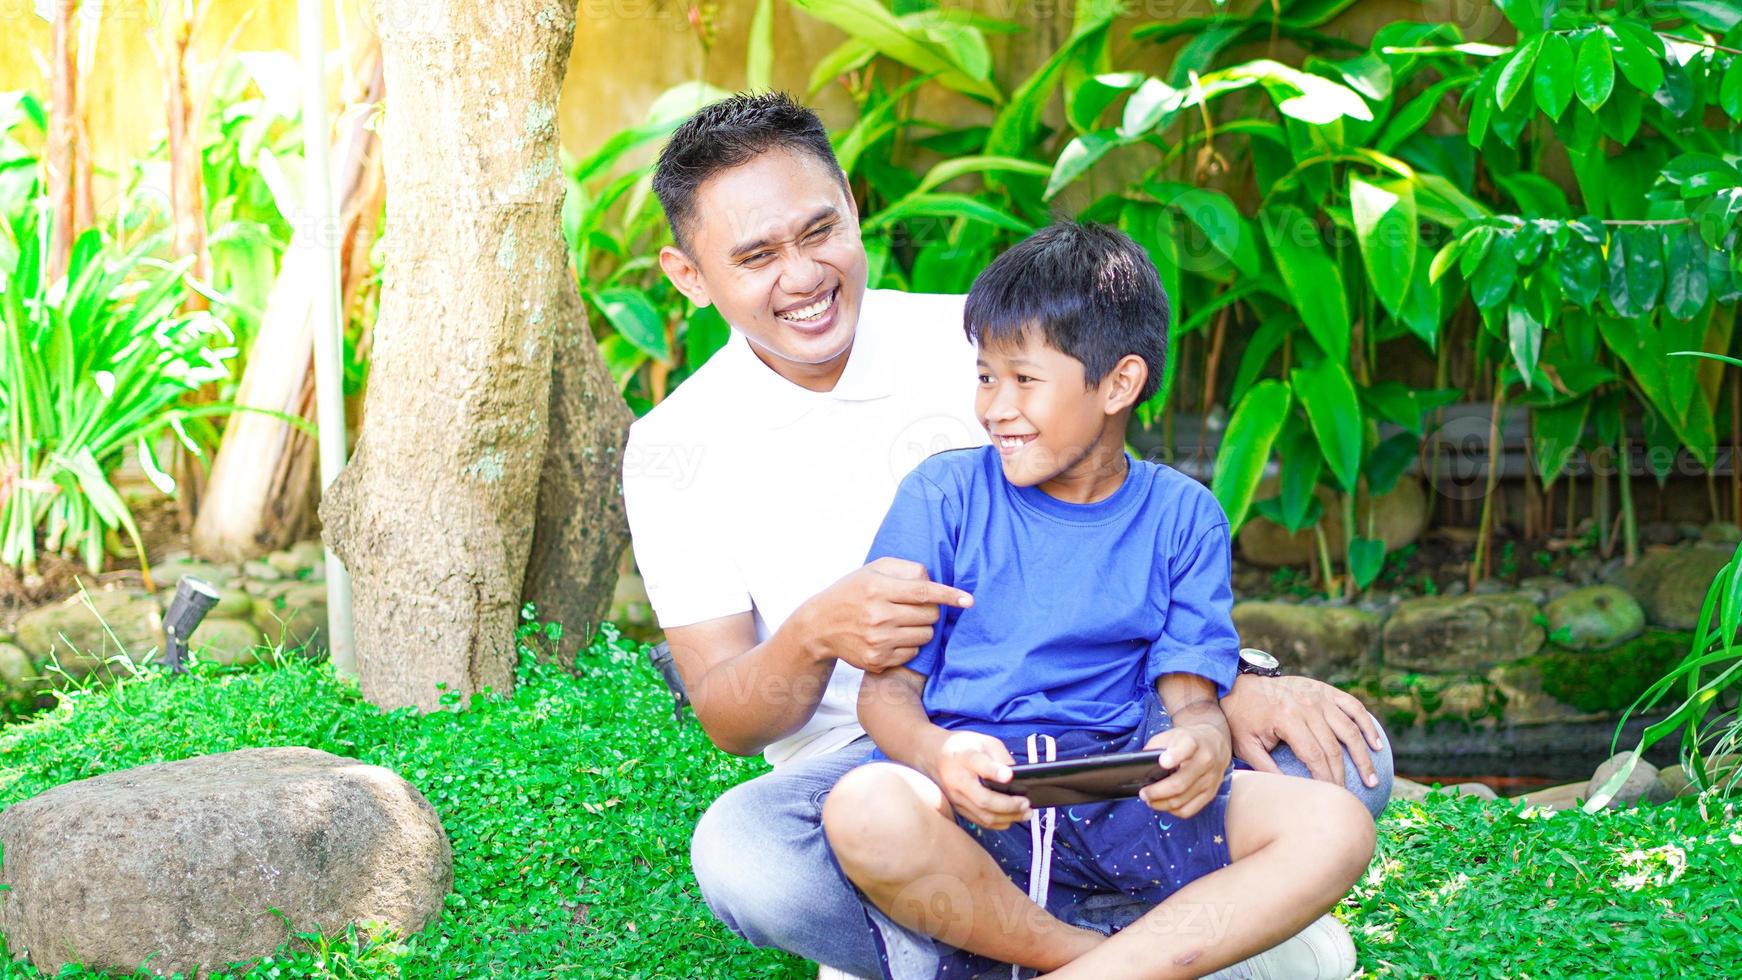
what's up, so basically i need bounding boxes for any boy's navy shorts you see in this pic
[927,694,1235,978]
[969,693,1234,908]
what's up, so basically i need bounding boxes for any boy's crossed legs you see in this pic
[824,763,1376,979]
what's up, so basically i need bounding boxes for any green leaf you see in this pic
[1532,398,1589,486]
[1575,31,1615,112]
[1044,130,1124,200]
[1275,421,1323,534]
[1427,238,1463,285]
[684,304,730,370]
[1608,23,1665,96]
[789,0,1001,102]
[986,11,1116,157]
[594,287,669,360]
[1470,239,1518,309]
[1507,304,1544,390]
[1722,58,1742,120]
[746,0,774,91]
[1494,0,1548,35]
[1211,380,1293,531]
[1119,77,1187,138]
[911,156,1053,196]
[1365,432,1419,496]
[862,193,1037,235]
[1347,537,1386,590]
[1263,205,1351,364]
[1607,227,1664,318]
[1398,251,1445,350]
[807,39,877,94]
[1496,35,1541,110]
[1350,175,1417,318]
[1665,226,1711,321]
[1532,32,1575,120]
[1172,188,1255,276]
[1292,357,1363,492]
[1557,236,1604,310]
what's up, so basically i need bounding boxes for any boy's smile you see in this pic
[975,333,1137,505]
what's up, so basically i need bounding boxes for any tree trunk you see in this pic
[520,282,633,661]
[44,0,79,285]
[322,0,581,710]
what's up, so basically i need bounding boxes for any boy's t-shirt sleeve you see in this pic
[1147,519,1241,698]
[863,464,961,678]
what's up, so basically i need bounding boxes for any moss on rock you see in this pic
[1527,628,1692,714]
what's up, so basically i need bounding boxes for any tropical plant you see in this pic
[0,211,237,579]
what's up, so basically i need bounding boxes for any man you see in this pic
[623,92,1393,978]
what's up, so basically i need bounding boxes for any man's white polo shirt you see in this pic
[622,289,986,766]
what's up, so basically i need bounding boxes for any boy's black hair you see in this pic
[964,222,1171,404]
[652,91,844,252]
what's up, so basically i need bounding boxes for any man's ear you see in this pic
[659,244,711,309]
[1104,354,1149,415]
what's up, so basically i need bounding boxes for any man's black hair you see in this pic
[964,222,1171,404]
[652,91,844,251]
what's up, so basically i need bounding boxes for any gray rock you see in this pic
[1519,781,1587,810]
[188,618,266,667]
[13,589,162,675]
[1543,585,1645,651]
[252,584,328,654]
[1519,575,1574,604]
[0,642,36,702]
[1597,556,1629,584]
[1586,751,1668,807]
[1382,593,1546,672]
[1472,577,1508,595]
[1641,522,1681,547]
[1440,579,1467,597]
[1566,554,1602,584]
[1677,522,1704,542]
[1619,546,1736,630]
[1237,477,1429,568]
[0,747,450,976]
[1699,522,1742,547]
[241,559,284,582]
[288,539,326,571]
[1231,602,1381,679]
[149,557,237,588]
[1486,661,1601,726]
[266,549,305,578]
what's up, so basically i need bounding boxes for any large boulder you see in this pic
[0,747,450,976]
[1381,593,1546,672]
[1231,601,1381,679]
[12,589,162,676]
[1618,546,1735,630]
[1543,585,1645,651]
[1237,477,1430,568]
[1586,751,1670,808]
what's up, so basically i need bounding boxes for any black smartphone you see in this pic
[981,750,1177,808]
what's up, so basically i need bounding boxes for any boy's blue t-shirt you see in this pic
[865,446,1240,743]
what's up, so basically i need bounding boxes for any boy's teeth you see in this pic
[779,291,833,322]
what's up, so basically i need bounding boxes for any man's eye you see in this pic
[976,374,993,384]
[744,251,774,265]
[806,225,834,242]
[1016,375,1035,384]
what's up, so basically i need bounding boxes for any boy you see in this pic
[822,223,1376,979]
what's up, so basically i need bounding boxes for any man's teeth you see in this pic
[778,291,834,322]
[998,435,1033,448]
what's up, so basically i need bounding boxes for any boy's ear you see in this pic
[1103,354,1149,415]
[659,245,711,309]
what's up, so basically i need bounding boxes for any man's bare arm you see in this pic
[666,557,973,756]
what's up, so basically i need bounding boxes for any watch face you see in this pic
[1239,648,1280,672]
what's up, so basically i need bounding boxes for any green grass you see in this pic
[1,622,1739,978]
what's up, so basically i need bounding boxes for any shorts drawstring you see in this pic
[1017,733,1058,980]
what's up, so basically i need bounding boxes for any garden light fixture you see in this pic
[161,576,220,674]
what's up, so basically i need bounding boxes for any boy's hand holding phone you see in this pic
[1138,723,1231,818]
[922,729,1031,829]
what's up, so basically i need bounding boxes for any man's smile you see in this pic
[775,286,838,329]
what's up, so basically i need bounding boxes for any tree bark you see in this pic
[322,0,582,710]
[520,282,633,662]
[44,0,80,285]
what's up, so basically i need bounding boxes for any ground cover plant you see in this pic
[1,620,1739,978]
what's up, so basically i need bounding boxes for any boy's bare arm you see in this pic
[1140,672,1234,817]
[858,668,1029,828]
[858,667,944,768]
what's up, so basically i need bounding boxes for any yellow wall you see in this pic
[0,0,1512,197]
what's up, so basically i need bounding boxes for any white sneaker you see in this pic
[1202,913,1357,980]
[817,966,873,980]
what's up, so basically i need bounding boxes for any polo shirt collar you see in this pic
[722,313,893,429]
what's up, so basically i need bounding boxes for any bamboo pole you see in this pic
[300,0,355,677]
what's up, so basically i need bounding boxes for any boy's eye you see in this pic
[1016,375,1035,384]
[976,373,993,384]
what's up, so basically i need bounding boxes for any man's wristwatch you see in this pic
[1237,647,1283,678]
